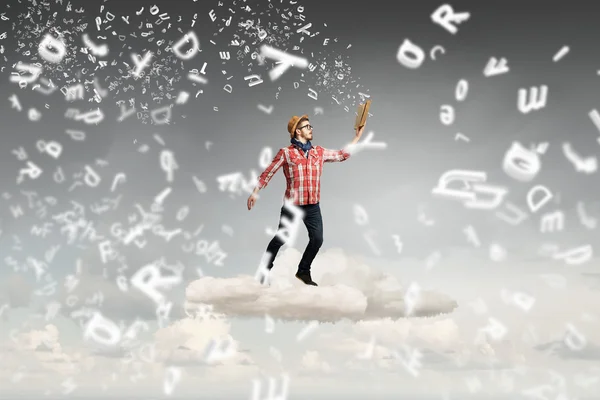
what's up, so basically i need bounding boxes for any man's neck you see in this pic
[295,137,308,144]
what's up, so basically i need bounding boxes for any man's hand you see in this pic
[355,125,365,139]
[350,125,365,145]
[247,193,257,210]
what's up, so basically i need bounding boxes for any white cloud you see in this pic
[185,248,458,322]
[310,316,535,376]
[299,350,333,375]
[0,323,96,389]
[534,327,600,361]
[153,315,253,367]
[148,306,263,393]
[0,304,262,397]
[55,267,187,324]
[353,317,461,351]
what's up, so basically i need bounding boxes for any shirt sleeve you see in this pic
[321,146,351,163]
[257,148,285,189]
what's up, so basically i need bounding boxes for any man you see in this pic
[247,114,365,286]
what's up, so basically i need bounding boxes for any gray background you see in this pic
[1,0,600,398]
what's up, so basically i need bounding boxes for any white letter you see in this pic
[562,142,597,174]
[552,245,593,265]
[98,240,115,264]
[483,57,509,77]
[151,105,172,125]
[81,33,109,57]
[463,225,480,247]
[353,204,369,226]
[131,52,153,77]
[160,150,178,182]
[429,45,445,60]
[83,312,121,346]
[496,202,529,225]
[431,4,471,35]
[502,141,541,182]
[251,375,290,400]
[17,161,43,184]
[163,366,182,395]
[397,39,425,69]
[83,165,101,187]
[455,79,468,101]
[10,63,42,85]
[481,317,507,341]
[260,45,308,81]
[38,34,67,63]
[172,31,200,60]
[344,131,387,155]
[431,169,487,202]
[526,185,552,213]
[463,184,508,210]
[265,198,305,248]
[393,345,423,377]
[540,210,564,233]
[259,147,273,169]
[404,282,421,316]
[130,263,183,304]
[440,105,454,125]
[518,85,548,114]
[513,291,536,312]
[564,323,586,351]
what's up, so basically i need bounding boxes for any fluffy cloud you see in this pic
[310,316,531,376]
[1,324,96,387]
[1,311,260,397]
[153,315,254,367]
[185,248,458,322]
[54,267,186,324]
[14,324,63,353]
[352,318,461,351]
[534,327,600,361]
[299,350,333,375]
[149,310,263,394]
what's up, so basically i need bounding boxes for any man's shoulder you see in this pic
[273,146,294,157]
[271,145,291,153]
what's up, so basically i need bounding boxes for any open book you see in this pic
[354,98,372,130]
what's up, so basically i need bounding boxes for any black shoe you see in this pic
[295,271,318,286]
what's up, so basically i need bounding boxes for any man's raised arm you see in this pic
[322,125,365,163]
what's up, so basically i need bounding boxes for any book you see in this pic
[354,98,372,130]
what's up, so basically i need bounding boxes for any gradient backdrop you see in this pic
[1,0,600,399]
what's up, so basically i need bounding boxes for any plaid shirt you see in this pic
[257,144,351,205]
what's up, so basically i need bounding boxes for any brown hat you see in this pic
[287,114,309,138]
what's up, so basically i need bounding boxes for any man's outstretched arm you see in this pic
[248,148,285,210]
[323,125,365,163]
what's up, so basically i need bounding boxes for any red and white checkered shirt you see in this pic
[257,144,351,205]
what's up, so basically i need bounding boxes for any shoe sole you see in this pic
[295,275,318,286]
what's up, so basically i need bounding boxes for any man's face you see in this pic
[296,120,313,140]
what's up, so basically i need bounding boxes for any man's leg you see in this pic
[296,203,323,284]
[262,205,293,273]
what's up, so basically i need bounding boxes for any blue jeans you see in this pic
[264,202,323,273]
